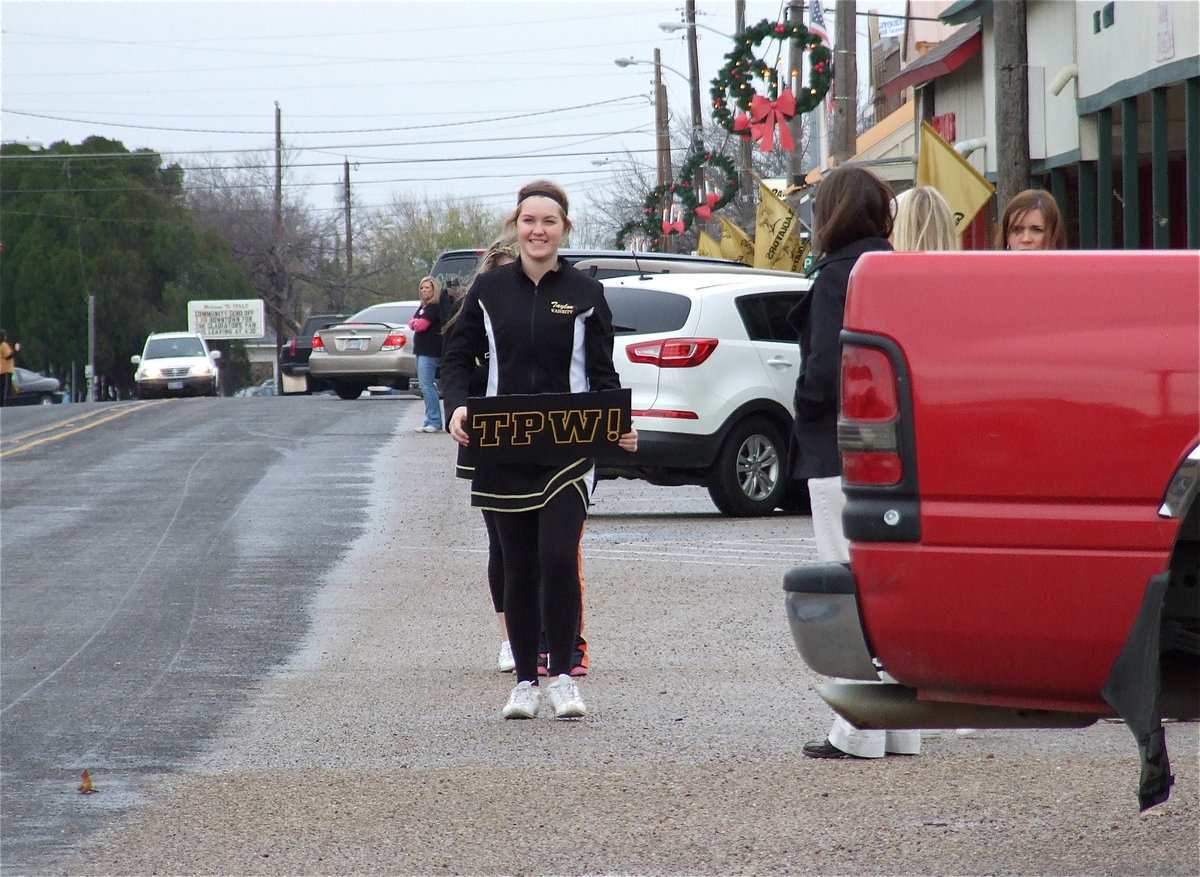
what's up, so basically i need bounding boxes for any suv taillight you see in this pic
[839,344,902,485]
[312,334,325,351]
[288,338,298,355]
[626,338,718,368]
[381,333,406,352]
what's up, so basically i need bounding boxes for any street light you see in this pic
[613,56,690,83]
[657,21,732,38]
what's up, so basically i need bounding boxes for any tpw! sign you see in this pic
[465,389,632,464]
[188,299,265,340]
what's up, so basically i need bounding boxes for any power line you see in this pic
[2,95,648,137]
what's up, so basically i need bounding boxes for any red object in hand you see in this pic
[409,317,430,332]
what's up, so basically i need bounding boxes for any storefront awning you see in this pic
[939,0,990,25]
[878,22,982,99]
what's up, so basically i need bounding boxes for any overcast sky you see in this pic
[2,0,899,223]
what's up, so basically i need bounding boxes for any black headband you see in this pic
[519,189,568,213]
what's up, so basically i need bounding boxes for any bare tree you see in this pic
[186,153,340,336]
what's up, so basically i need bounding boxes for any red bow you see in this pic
[661,219,686,234]
[694,192,721,221]
[748,89,797,151]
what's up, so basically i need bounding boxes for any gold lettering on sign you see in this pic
[472,408,625,447]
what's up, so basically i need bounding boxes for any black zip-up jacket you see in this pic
[440,257,621,510]
[440,258,620,413]
[786,236,893,479]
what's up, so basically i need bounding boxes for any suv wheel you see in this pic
[707,416,787,517]
[333,381,365,400]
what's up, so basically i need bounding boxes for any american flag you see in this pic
[809,2,831,47]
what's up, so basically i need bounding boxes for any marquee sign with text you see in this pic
[465,388,632,464]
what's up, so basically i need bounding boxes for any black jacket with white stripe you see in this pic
[440,257,621,510]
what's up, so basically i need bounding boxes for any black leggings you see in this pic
[492,487,587,682]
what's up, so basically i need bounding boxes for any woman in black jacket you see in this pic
[441,180,637,720]
[786,166,915,759]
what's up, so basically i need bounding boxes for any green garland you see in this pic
[677,150,740,219]
[710,19,833,139]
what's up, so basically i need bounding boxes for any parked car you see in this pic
[782,250,1198,810]
[307,301,419,400]
[431,247,788,297]
[594,272,812,517]
[278,313,348,395]
[130,331,220,399]
[6,367,65,405]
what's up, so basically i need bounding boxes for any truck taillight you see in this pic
[312,335,324,350]
[839,345,902,485]
[626,338,718,368]
[381,333,406,352]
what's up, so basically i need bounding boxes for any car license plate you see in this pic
[167,380,184,390]
[342,338,366,352]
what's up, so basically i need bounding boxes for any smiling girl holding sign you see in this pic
[441,180,637,720]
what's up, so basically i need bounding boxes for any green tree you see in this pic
[0,137,252,397]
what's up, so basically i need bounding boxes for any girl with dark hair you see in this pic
[995,188,1067,250]
[441,180,637,720]
[787,166,923,760]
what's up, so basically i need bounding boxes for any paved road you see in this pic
[1,397,1196,875]
[0,396,408,873]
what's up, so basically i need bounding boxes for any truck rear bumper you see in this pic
[783,563,880,681]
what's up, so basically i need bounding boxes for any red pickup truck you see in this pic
[784,250,1198,809]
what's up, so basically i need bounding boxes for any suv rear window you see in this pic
[605,287,693,336]
[432,252,483,295]
[736,292,802,342]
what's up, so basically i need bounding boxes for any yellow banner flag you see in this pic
[754,181,806,272]
[697,230,722,259]
[718,215,754,264]
[916,120,995,234]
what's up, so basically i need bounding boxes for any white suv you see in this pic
[131,331,221,399]
[596,272,811,517]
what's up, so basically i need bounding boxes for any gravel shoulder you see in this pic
[51,421,1199,876]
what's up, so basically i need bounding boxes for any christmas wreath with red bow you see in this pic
[677,150,739,221]
[710,19,832,152]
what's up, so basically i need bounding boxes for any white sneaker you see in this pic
[497,640,515,672]
[546,673,586,718]
[502,680,541,719]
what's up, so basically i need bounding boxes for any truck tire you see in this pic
[333,381,365,400]
[706,416,787,517]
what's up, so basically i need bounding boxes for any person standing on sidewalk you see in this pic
[447,235,594,680]
[409,277,445,432]
[788,167,922,760]
[441,180,637,720]
[0,330,21,406]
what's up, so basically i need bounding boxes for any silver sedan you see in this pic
[308,301,418,400]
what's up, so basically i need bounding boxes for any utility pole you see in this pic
[273,103,285,381]
[685,0,706,206]
[653,48,674,252]
[788,2,806,185]
[737,0,755,224]
[685,0,703,141]
[86,294,96,402]
[343,158,353,277]
[995,0,1030,210]
[832,0,858,164]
